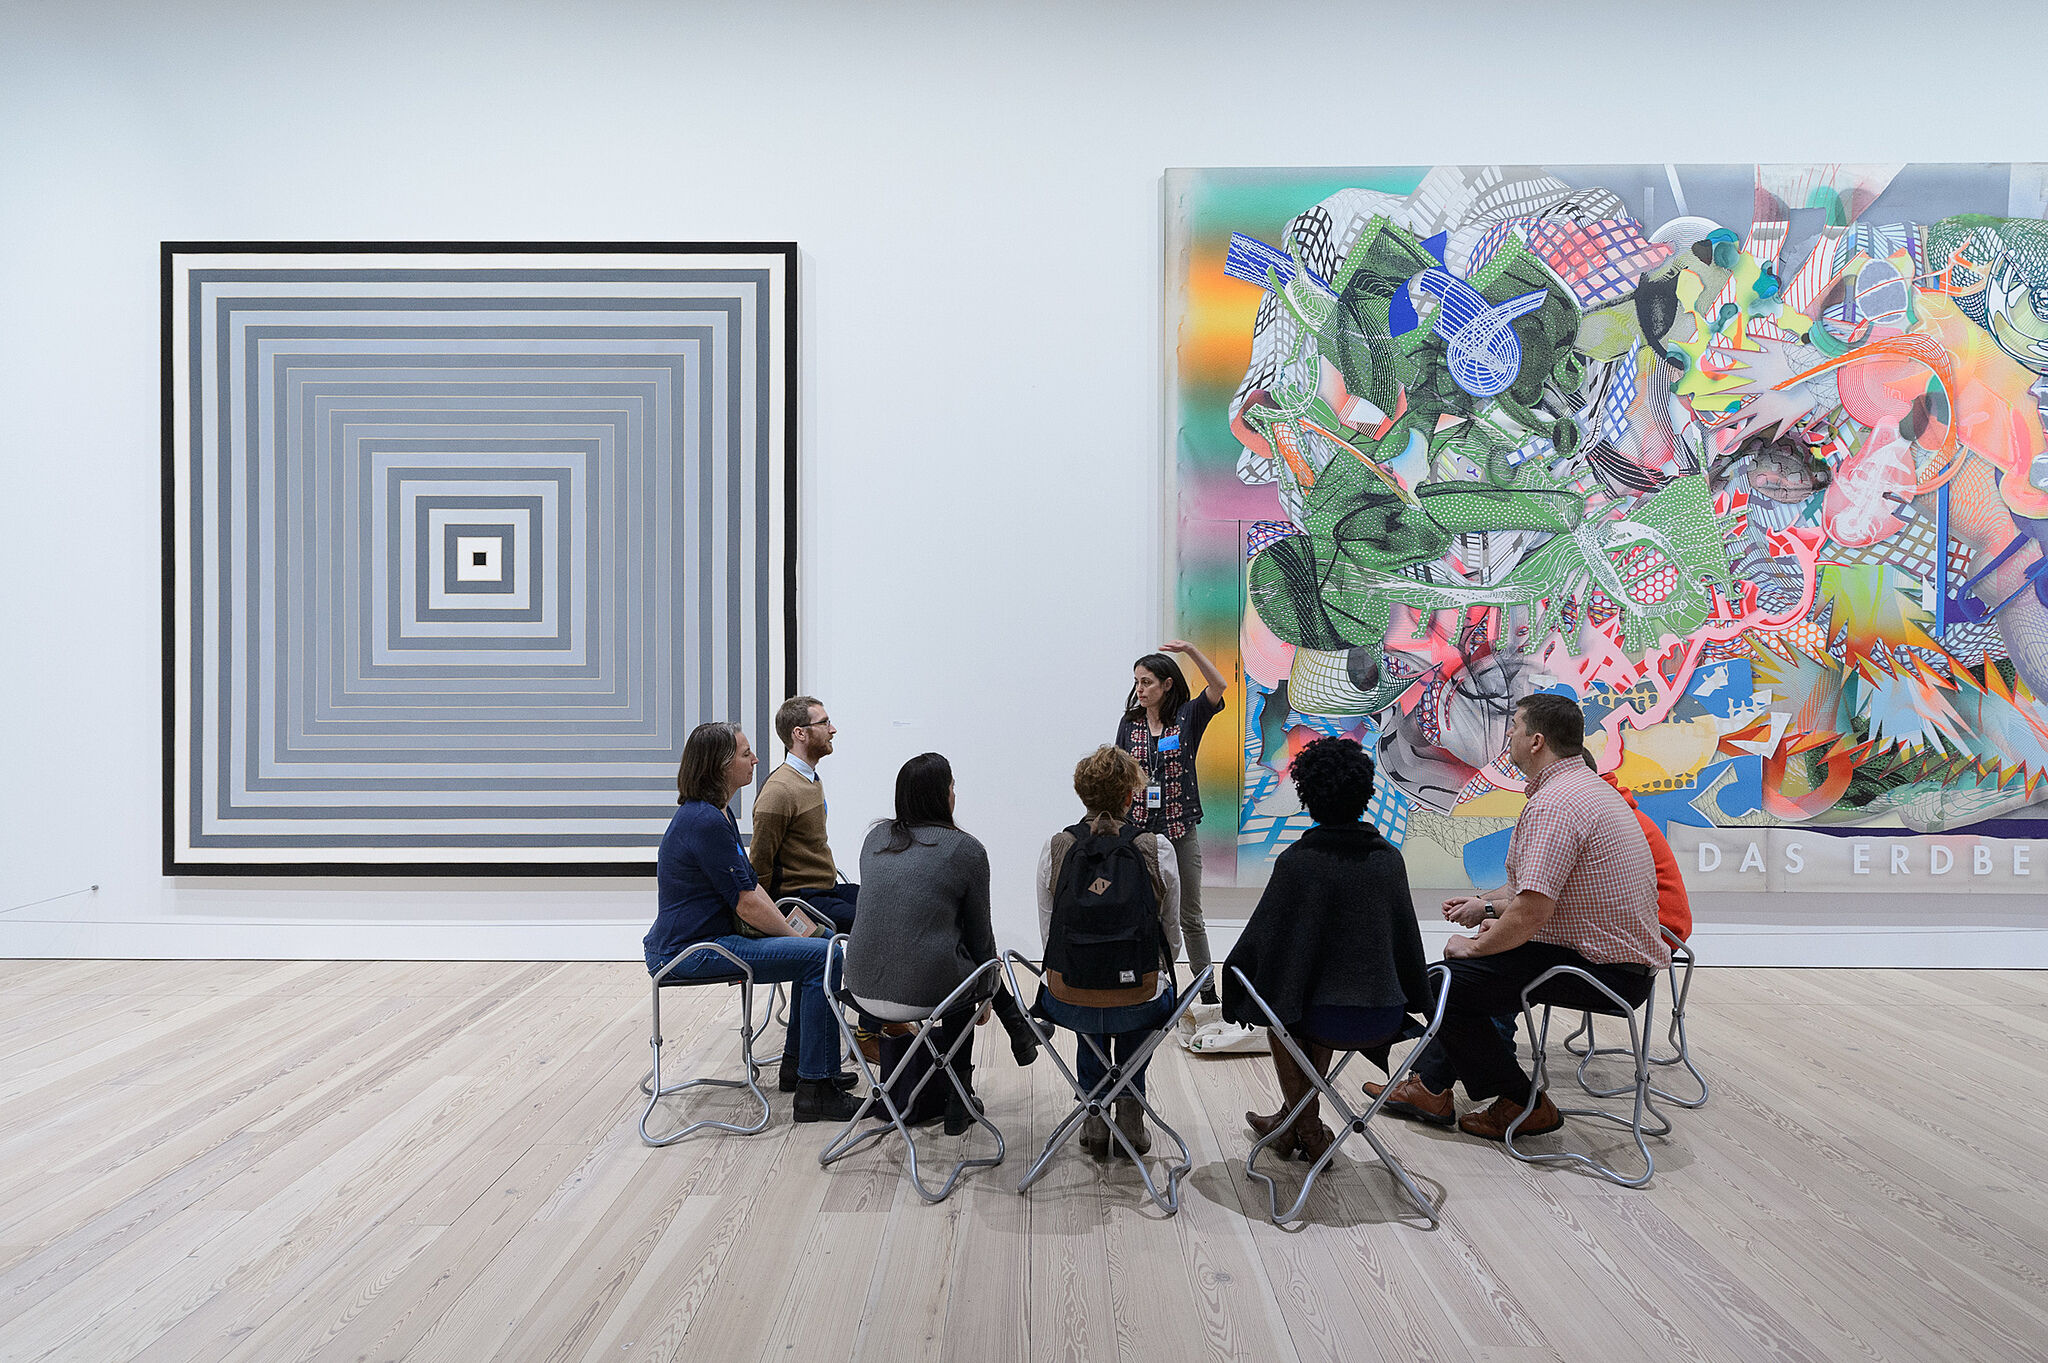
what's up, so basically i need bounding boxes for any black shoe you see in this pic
[780,1057,855,1094]
[1199,986,1219,1007]
[943,1089,986,1136]
[793,1077,861,1123]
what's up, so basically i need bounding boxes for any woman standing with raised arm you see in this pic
[1115,640,1227,1005]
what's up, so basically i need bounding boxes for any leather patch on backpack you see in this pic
[1088,876,1112,896]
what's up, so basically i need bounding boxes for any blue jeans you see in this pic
[1039,990,1177,1097]
[648,934,842,1081]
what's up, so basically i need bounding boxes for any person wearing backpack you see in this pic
[1034,746,1183,1158]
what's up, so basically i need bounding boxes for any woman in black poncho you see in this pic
[1220,735,1433,1161]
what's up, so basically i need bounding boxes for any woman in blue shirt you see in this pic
[1115,640,1227,1003]
[645,721,858,1124]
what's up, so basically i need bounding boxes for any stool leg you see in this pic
[639,974,773,1147]
[1649,949,1709,1107]
[1563,1011,1594,1058]
[1506,970,1663,1186]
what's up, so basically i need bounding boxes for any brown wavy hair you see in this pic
[677,721,744,805]
[1073,745,1144,817]
[774,695,822,749]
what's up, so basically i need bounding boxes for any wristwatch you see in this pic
[1482,901,1499,920]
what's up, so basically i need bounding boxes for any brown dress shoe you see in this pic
[1458,1091,1563,1141]
[1363,1074,1456,1127]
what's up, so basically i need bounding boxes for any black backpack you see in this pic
[1044,821,1164,1002]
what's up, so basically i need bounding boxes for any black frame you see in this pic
[161,241,800,876]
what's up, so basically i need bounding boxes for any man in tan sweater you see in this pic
[748,695,857,930]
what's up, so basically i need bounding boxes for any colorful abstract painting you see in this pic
[1168,165,2048,890]
[163,243,796,872]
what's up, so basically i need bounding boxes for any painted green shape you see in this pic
[1319,215,1440,416]
[1248,470,1736,669]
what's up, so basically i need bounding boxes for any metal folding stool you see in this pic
[639,941,772,1146]
[816,935,1007,1203]
[1506,965,1671,1187]
[1231,964,1451,1227]
[1003,953,1213,1215]
[1562,925,1707,1107]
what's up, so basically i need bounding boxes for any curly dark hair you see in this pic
[1289,735,1376,825]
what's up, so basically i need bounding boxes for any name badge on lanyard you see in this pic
[1145,784,1163,810]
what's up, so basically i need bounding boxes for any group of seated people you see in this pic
[644,689,1681,1160]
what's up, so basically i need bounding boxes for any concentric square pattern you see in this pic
[165,245,795,869]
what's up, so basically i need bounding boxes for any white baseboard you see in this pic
[0,917,649,961]
[6,916,2046,969]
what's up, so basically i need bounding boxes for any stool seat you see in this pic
[659,967,749,987]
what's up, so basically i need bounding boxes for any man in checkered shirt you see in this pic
[1368,693,1669,1140]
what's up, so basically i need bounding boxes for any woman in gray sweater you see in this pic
[844,752,1034,1132]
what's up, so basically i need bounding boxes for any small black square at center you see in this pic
[452,532,507,585]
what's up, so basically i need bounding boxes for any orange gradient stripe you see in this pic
[1179,246,1265,385]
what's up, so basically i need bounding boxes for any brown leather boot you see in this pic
[1286,1040,1336,1158]
[1245,1106,1301,1157]
[1264,1032,1325,1148]
[1292,1119,1336,1164]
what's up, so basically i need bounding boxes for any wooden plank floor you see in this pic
[2,961,2046,1363]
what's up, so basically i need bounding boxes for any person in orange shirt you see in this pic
[1583,751,1690,942]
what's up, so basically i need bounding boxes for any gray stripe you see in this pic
[439,521,521,598]
[193,267,773,285]
[179,260,784,853]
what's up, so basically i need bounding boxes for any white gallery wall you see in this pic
[4,0,2047,966]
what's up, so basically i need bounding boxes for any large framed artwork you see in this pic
[163,242,796,873]
[1168,165,2048,894]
